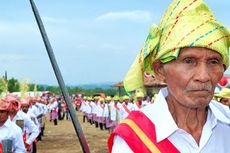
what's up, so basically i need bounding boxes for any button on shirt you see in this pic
[112,87,230,153]
[0,118,26,153]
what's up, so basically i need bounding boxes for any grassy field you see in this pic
[37,112,109,153]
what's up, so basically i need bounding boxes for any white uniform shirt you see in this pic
[86,101,92,114]
[26,111,40,132]
[120,103,134,120]
[80,101,86,112]
[103,103,110,118]
[49,101,58,112]
[0,118,26,153]
[28,105,40,118]
[97,102,104,117]
[110,102,121,121]
[12,110,39,145]
[112,87,230,153]
[91,102,97,114]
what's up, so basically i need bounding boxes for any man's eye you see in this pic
[183,58,194,64]
[209,59,219,64]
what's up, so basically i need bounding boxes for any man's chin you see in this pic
[185,98,211,109]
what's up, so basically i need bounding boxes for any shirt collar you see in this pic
[209,100,230,124]
[142,87,178,142]
[3,118,12,128]
[142,87,230,143]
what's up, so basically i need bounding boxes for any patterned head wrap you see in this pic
[124,0,230,93]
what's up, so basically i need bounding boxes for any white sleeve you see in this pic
[23,114,39,145]
[112,135,134,153]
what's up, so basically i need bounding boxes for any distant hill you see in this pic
[37,82,117,89]
[76,82,116,89]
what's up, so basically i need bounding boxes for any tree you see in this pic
[7,78,20,92]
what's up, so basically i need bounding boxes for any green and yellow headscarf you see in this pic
[124,0,230,93]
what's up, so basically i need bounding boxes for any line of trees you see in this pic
[0,77,123,96]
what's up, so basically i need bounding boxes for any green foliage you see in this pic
[7,78,20,92]
[0,77,124,97]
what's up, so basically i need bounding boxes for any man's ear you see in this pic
[152,61,166,82]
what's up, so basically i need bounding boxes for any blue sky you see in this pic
[0,0,229,85]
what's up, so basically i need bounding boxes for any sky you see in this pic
[0,0,229,86]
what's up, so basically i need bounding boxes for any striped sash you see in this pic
[108,111,180,153]
[122,104,131,114]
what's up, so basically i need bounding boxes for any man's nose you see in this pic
[194,63,210,83]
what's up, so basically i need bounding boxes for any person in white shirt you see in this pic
[20,98,40,153]
[103,96,112,130]
[108,0,230,152]
[133,92,144,111]
[214,88,230,107]
[0,98,26,153]
[6,95,39,152]
[97,98,105,130]
[109,96,121,132]
[120,96,133,120]
[49,98,58,125]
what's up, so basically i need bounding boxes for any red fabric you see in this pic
[114,104,120,111]
[108,111,180,153]
[136,102,142,109]
[100,104,104,109]
[122,104,131,114]
[23,132,31,150]
[23,132,27,143]
[219,77,228,86]
[0,143,2,153]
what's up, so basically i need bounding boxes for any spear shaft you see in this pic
[29,0,90,152]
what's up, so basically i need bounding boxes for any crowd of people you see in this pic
[78,92,155,133]
[1,86,230,153]
[0,92,72,153]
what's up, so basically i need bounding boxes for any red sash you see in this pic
[23,132,31,150]
[108,111,180,153]
[114,104,120,111]
[0,144,2,153]
[100,104,104,109]
[122,104,131,114]
[136,101,142,109]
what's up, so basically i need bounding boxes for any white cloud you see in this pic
[43,16,69,24]
[0,53,30,62]
[95,10,152,23]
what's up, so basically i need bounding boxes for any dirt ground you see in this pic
[37,112,109,153]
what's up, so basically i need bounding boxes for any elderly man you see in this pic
[108,0,230,152]
[0,99,26,153]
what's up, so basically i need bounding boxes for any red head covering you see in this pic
[5,94,21,111]
[20,98,30,106]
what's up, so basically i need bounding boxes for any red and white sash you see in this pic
[108,111,180,153]
[122,104,131,114]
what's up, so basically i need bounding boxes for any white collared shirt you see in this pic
[0,118,26,153]
[12,110,39,145]
[120,103,134,120]
[112,88,230,153]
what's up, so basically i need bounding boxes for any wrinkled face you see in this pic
[158,47,224,108]
[0,110,8,125]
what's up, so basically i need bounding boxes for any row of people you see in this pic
[79,92,155,133]
[0,94,48,153]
